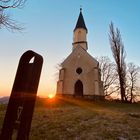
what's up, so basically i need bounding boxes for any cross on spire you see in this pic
[80,5,82,12]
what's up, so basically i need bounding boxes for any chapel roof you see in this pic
[74,8,87,32]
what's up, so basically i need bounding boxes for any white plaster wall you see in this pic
[56,46,103,96]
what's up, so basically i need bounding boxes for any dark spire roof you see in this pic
[74,8,87,32]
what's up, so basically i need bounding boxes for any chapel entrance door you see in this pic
[74,80,83,96]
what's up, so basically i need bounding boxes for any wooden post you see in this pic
[0,50,43,140]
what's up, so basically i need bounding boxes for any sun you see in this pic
[48,94,55,99]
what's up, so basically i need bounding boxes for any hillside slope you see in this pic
[0,96,140,140]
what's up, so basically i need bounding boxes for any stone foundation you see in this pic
[56,94,105,101]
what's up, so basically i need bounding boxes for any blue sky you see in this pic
[0,0,140,97]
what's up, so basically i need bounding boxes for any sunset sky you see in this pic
[0,0,140,97]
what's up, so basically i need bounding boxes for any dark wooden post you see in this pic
[0,50,43,140]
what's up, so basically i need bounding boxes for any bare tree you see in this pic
[97,56,118,96]
[126,63,140,103]
[109,22,127,102]
[0,0,26,31]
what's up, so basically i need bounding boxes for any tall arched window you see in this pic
[77,31,82,41]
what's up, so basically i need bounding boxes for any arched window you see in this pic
[78,31,82,41]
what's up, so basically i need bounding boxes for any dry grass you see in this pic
[0,96,140,140]
[30,97,140,140]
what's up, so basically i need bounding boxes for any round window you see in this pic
[76,68,82,74]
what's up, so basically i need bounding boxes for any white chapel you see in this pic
[56,9,104,99]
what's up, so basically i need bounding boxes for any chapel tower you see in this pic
[56,9,104,100]
[73,8,88,51]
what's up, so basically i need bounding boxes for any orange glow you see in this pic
[48,94,55,99]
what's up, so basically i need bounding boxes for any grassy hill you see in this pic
[0,96,140,140]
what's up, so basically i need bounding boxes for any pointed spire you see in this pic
[74,8,87,32]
